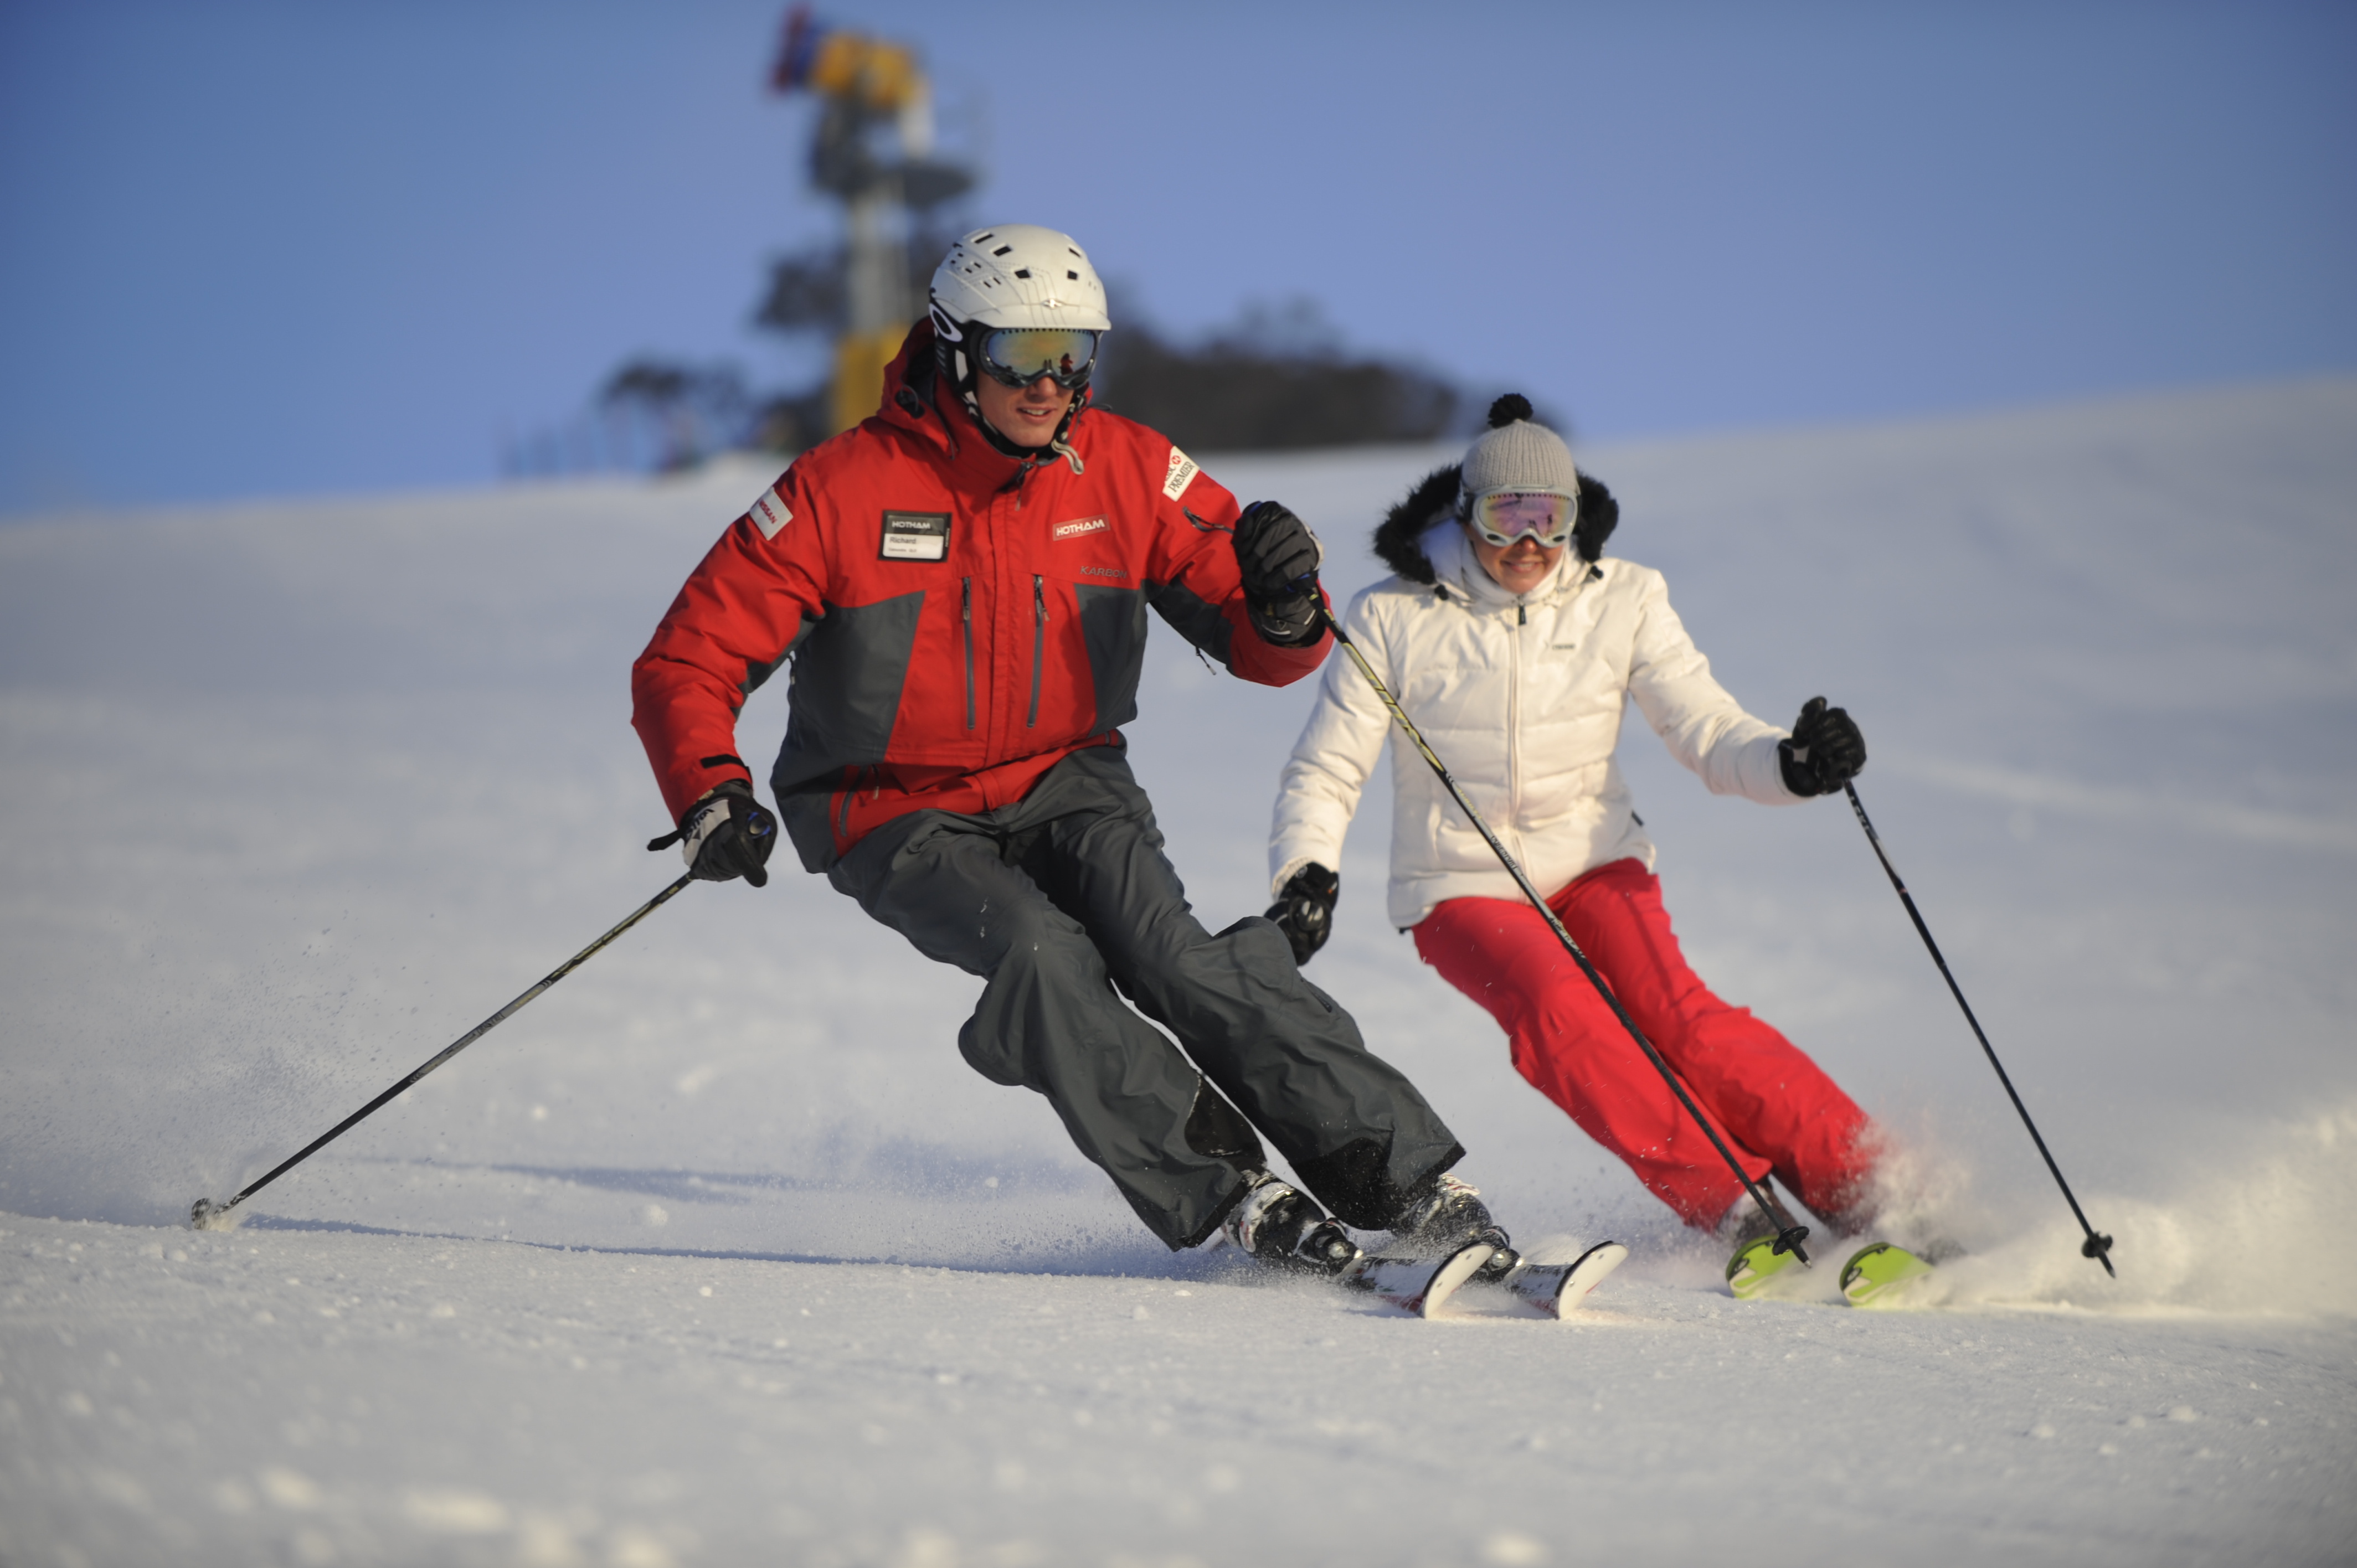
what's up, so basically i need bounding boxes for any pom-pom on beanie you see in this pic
[1459,393,1579,506]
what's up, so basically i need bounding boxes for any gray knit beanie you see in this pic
[1459,394,1579,506]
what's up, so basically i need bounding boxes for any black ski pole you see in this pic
[1842,783,2114,1277]
[1326,617,1809,1263]
[191,872,698,1230]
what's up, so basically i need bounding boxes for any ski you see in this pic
[1341,1236,1494,1318]
[1491,1240,1628,1318]
[1728,1236,1938,1308]
[1726,1232,1810,1299]
[1839,1241,1936,1308]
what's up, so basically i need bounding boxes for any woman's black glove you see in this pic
[650,779,778,886]
[1265,863,1340,965]
[1779,697,1866,797]
[1232,501,1324,646]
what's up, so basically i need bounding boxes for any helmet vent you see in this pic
[931,224,1110,348]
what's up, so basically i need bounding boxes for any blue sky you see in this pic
[2,1,2350,513]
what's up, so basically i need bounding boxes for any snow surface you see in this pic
[3,379,2354,1565]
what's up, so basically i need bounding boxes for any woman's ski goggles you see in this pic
[1467,489,1577,549]
[979,327,1100,389]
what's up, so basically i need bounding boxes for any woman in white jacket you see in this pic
[1267,396,1879,1246]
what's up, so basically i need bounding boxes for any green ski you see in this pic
[1728,1237,1939,1307]
[1726,1234,1811,1300]
[1839,1242,1936,1308]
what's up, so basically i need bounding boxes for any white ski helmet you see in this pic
[929,223,1110,338]
[929,224,1110,440]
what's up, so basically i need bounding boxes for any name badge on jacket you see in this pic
[880,511,950,561]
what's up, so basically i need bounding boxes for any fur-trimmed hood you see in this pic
[1372,462,1620,584]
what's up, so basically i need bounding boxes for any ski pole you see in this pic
[1840,783,2114,1275]
[191,872,698,1230]
[1325,616,1810,1263]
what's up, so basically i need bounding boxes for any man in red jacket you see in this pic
[631,225,1495,1274]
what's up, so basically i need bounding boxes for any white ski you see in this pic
[1341,1237,1495,1318]
[1497,1240,1628,1318]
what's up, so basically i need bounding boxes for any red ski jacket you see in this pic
[631,322,1334,873]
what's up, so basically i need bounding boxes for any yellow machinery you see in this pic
[770,7,972,435]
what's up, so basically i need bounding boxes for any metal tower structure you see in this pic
[769,7,974,436]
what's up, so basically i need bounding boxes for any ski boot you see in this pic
[1722,1185,1812,1300]
[1223,1171,1361,1276]
[1389,1172,1519,1284]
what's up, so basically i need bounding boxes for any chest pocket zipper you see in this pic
[961,577,976,731]
[1028,575,1048,728]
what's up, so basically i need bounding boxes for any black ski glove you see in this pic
[1779,697,1867,797]
[650,778,778,887]
[1265,863,1339,966]
[1232,500,1325,646]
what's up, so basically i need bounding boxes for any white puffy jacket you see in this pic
[1271,522,1802,930]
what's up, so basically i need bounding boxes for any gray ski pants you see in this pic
[826,744,1463,1249]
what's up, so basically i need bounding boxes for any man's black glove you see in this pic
[1232,500,1324,646]
[651,778,778,887]
[1779,697,1867,797]
[1265,863,1339,966]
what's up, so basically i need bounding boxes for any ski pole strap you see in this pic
[1843,783,2114,1277]
[1326,616,1808,1262]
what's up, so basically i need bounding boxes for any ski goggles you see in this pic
[978,327,1100,389]
[1467,489,1577,549]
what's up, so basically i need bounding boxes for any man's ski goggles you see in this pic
[979,327,1100,389]
[1468,489,1577,549]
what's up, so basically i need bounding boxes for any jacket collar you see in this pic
[1421,520,1596,612]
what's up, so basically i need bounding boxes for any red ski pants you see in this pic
[1412,859,1875,1229]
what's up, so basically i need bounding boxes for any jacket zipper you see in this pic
[1505,597,1526,863]
[1027,575,1047,728]
[961,576,976,731]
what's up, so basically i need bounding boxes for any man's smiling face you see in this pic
[975,371,1075,450]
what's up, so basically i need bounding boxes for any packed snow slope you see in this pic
[3,378,2353,1566]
